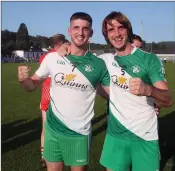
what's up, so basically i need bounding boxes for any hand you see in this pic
[154,103,160,115]
[57,43,71,57]
[129,78,152,96]
[18,66,31,82]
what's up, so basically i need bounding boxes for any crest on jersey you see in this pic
[131,65,141,74]
[83,65,93,72]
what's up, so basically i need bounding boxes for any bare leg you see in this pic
[41,110,47,151]
[106,168,129,171]
[106,169,113,171]
[71,165,87,171]
[41,110,47,168]
[46,161,64,171]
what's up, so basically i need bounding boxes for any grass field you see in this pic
[2,62,175,171]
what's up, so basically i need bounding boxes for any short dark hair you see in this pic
[102,11,133,45]
[70,12,92,26]
[63,39,70,44]
[53,34,65,45]
[132,34,142,43]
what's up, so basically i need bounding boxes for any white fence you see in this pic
[1,53,175,63]
[156,54,175,62]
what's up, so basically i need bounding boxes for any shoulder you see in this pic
[136,49,163,71]
[39,50,56,63]
[134,48,149,57]
[144,51,161,64]
[136,49,157,58]
[97,53,114,65]
[40,51,61,64]
[134,49,160,62]
[86,53,108,70]
[88,53,107,64]
[45,51,61,59]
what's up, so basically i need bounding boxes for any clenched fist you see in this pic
[129,78,152,96]
[18,66,31,82]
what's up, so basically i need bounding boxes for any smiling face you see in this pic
[68,19,93,48]
[102,12,134,54]
[106,19,128,51]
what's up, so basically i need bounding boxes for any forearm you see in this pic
[20,78,38,92]
[97,84,109,100]
[148,86,172,108]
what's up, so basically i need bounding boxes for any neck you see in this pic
[54,45,61,50]
[115,43,134,56]
[70,43,88,56]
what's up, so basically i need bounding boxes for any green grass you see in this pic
[2,62,175,171]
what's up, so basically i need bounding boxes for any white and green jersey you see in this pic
[36,51,110,135]
[100,47,166,140]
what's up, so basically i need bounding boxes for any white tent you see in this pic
[12,50,24,57]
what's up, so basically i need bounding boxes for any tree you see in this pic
[152,42,159,50]
[159,43,166,50]
[1,30,16,55]
[16,23,30,50]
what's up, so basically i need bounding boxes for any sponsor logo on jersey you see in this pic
[131,65,141,74]
[112,62,119,68]
[57,60,65,65]
[54,73,88,90]
[111,75,129,90]
[83,64,93,72]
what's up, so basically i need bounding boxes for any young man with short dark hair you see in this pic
[18,12,109,171]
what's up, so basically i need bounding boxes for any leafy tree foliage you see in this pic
[16,23,30,50]
[1,23,173,56]
[1,30,16,54]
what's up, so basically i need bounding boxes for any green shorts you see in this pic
[43,121,90,166]
[100,134,160,171]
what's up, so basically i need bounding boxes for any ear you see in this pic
[90,29,93,38]
[68,27,71,36]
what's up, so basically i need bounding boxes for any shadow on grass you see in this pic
[1,113,108,154]
[2,117,41,154]
[2,110,174,170]
[159,111,175,171]
[92,113,106,125]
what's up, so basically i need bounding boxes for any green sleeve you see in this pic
[146,53,166,84]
